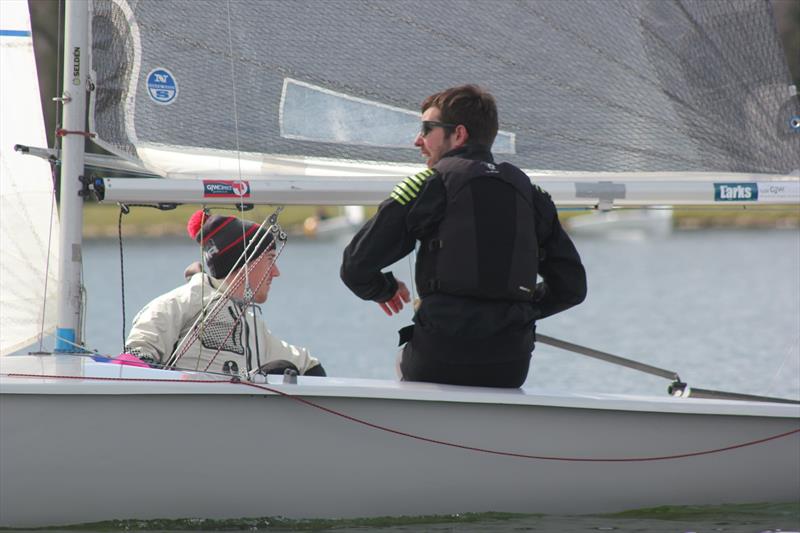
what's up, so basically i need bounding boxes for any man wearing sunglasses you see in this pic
[341,85,586,388]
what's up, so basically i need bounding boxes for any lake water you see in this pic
[82,228,800,401]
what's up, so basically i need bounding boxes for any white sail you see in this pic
[0,0,60,355]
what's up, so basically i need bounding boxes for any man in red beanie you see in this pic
[125,210,326,377]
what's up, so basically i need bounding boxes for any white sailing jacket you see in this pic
[125,273,320,376]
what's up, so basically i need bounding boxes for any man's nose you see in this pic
[272,264,280,278]
[413,133,423,147]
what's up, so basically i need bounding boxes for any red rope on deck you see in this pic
[5,372,799,462]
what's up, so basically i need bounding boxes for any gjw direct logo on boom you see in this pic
[203,180,250,198]
[714,183,758,201]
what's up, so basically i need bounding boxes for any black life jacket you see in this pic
[416,157,538,302]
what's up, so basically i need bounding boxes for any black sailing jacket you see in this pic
[340,144,587,362]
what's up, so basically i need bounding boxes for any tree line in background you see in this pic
[27,0,800,153]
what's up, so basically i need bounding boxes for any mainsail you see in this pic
[0,0,60,355]
[88,0,799,182]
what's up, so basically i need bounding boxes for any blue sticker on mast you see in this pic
[714,183,758,201]
[146,68,178,105]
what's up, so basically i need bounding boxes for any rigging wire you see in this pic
[195,207,209,371]
[36,163,59,353]
[171,3,290,374]
[198,222,286,370]
[166,211,286,370]
[118,205,128,350]
[200,230,287,373]
[765,339,800,398]
[35,0,66,353]
[222,0,262,371]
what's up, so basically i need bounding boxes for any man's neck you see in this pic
[441,143,494,162]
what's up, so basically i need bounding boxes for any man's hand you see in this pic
[378,281,411,316]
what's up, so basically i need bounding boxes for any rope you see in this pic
[537,334,679,381]
[55,128,95,138]
[118,205,129,350]
[4,371,798,463]
[242,379,800,462]
[116,203,172,353]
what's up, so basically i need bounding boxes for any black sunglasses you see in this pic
[420,120,457,137]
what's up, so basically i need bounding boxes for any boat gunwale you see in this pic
[1,356,798,419]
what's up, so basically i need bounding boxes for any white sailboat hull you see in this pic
[1,355,798,527]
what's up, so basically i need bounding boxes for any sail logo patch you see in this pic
[146,68,178,105]
[203,180,250,198]
[714,183,757,201]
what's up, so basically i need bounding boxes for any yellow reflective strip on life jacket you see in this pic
[397,181,417,198]
[411,169,433,185]
[393,185,413,202]
[390,169,434,205]
[407,174,424,187]
[403,177,420,193]
[390,191,408,205]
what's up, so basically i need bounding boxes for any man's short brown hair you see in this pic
[421,85,499,147]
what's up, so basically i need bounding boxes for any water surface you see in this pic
[81,228,800,400]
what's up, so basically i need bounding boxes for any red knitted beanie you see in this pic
[187,210,274,278]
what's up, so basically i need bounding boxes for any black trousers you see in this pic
[398,324,533,388]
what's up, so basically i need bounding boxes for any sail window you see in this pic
[279,78,515,154]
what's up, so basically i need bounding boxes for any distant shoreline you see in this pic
[82,203,800,238]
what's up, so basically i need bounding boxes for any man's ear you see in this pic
[453,124,469,148]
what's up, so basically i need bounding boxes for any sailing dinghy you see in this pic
[1,0,799,527]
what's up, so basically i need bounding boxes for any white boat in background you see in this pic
[1,0,799,527]
[565,208,673,239]
[299,204,366,239]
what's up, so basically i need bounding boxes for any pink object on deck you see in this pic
[110,353,150,367]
